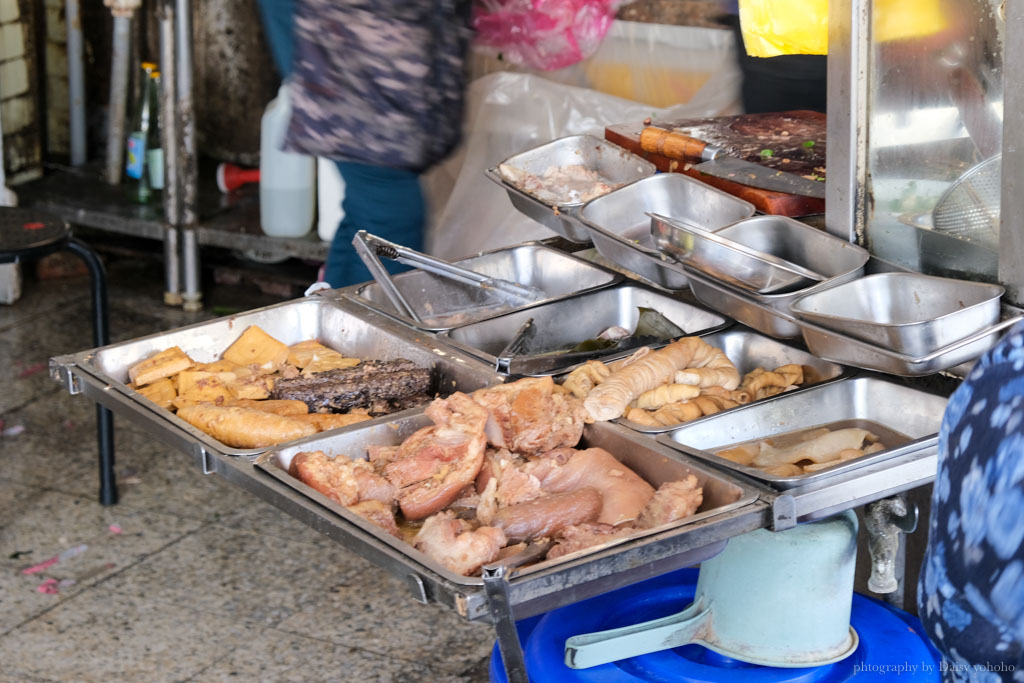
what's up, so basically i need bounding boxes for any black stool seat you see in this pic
[0,206,117,506]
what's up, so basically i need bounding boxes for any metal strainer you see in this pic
[932,154,1001,248]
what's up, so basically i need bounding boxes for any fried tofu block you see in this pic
[193,359,241,374]
[176,371,236,404]
[222,326,290,371]
[128,346,194,386]
[287,340,330,368]
[177,404,316,448]
[227,399,308,416]
[288,339,360,375]
[293,412,373,432]
[227,374,275,400]
[131,377,177,410]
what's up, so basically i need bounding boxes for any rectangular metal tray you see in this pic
[487,134,657,243]
[616,328,851,433]
[438,283,731,375]
[577,173,755,290]
[256,415,761,588]
[340,242,619,332]
[50,296,505,459]
[681,219,869,339]
[659,376,948,490]
[797,314,1023,377]
[790,272,1004,356]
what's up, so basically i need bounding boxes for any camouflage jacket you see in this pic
[284,0,472,173]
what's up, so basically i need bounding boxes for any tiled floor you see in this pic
[0,256,494,682]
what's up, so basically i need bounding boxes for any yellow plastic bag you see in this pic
[738,0,949,58]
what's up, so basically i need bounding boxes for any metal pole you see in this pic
[825,0,871,244]
[65,0,87,166]
[158,0,182,306]
[175,0,202,311]
[999,0,1024,305]
[104,12,134,184]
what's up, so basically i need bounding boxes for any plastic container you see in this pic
[317,158,346,242]
[490,568,941,682]
[259,84,315,238]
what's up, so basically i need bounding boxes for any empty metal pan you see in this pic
[790,272,1004,356]
[577,173,755,289]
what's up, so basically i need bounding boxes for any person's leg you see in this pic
[323,162,426,288]
[256,0,295,78]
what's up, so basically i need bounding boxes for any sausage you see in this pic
[491,488,603,543]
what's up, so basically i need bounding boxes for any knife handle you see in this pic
[640,127,721,162]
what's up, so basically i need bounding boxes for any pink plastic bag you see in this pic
[472,0,622,71]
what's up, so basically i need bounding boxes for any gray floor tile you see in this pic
[215,497,341,549]
[101,523,371,627]
[0,587,251,682]
[276,572,495,675]
[190,628,479,683]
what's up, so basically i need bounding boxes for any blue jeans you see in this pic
[256,0,426,288]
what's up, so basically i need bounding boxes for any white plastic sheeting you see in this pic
[426,24,740,260]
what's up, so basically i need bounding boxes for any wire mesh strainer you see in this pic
[932,154,1001,248]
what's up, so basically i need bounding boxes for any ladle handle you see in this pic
[564,601,711,669]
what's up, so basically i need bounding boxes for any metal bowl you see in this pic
[577,173,755,290]
[790,272,1004,356]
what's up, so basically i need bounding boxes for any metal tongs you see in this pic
[353,231,545,318]
[648,212,825,291]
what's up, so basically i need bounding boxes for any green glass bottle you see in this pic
[146,70,164,200]
[125,62,156,204]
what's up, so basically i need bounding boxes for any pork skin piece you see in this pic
[346,500,400,538]
[414,511,507,576]
[637,476,703,529]
[289,451,396,505]
[270,359,431,413]
[472,377,588,456]
[384,392,489,521]
[492,488,603,543]
[476,450,544,525]
[546,522,636,560]
[527,448,655,526]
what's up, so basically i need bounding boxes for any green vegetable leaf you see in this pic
[759,149,774,158]
[633,307,685,340]
[803,140,816,148]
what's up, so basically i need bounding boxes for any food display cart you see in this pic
[48,0,1020,681]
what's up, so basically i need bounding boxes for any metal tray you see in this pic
[616,328,851,433]
[256,415,761,590]
[659,376,948,490]
[790,272,1004,356]
[652,215,819,295]
[577,173,755,290]
[341,243,620,332]
[438,284,731,375]
[797,315,1023,377]
[487,135,657,243]
[49,296,504,460]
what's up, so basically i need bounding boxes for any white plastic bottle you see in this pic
[259,84,315,238]
[317,157,346,242]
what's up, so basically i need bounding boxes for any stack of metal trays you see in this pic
[340,242,620,332]
[255,415,764,621]
[616,328,852,433]
[677,216,870,339]
[437,283,730,376]
[659,376,949,518]
[49,296,505,463]
[787,272,1021,375]
[576,174,755,290]
[486,134,657,243]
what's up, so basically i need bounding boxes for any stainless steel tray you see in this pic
[438,284,731,376]
[340,243,620,332]
[659,376,948,490]
[790,272,1004,356]
[487,135,657,243]
[256,414,762,590]
[616,328,851,433]
[577,173,755,290]
[797,315,1023,377]
[49,296,504,460]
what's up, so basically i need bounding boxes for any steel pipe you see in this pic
[104,14,133,184]
[175,0,198,227]
[181,228,202,311]
[66,0,87,166]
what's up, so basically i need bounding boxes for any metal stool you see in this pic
[0,207,117,506]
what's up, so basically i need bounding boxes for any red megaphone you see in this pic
[216,162,260,193]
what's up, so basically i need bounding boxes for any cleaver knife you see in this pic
[640,127,826,199]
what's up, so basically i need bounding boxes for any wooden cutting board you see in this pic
[605,110,827,216]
